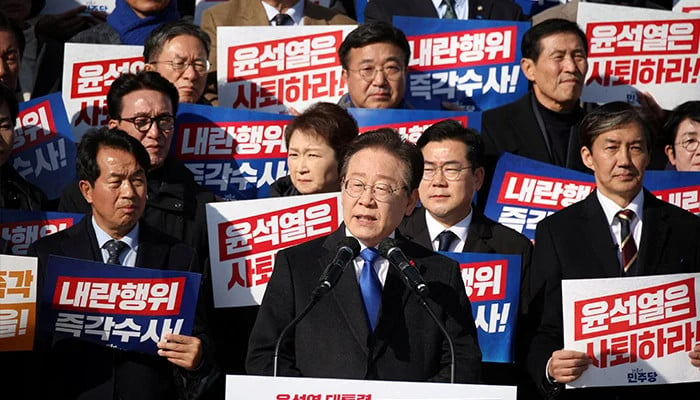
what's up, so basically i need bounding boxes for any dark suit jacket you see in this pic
[399,206,535,393]
[527,190,700,399]
[479,93,587,212]
[28,217,213,400]
[364,0,525,23]
[246,226,482,383]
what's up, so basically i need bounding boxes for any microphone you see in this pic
[273,237,360,377]
[379,238,429,298]
[313,237,361,297]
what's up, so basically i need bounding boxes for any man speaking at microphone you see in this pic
[246,128,482,383]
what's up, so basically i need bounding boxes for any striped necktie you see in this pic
[616,209,638,275]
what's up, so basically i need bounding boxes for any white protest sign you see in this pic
[206,192,343,308]
[216,25,357,114]
[0,254,38,352]
[578,2,700,109]
[227,375,517,400]
[62,43,144,141]
[563,272,700,388]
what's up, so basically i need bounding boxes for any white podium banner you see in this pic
[226,375,517,400]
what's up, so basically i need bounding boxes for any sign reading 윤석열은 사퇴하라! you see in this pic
[577,2,700,109]
[563,272,700,387]
[206,193,342,308]
[217,25,357,114]
[62,43,145,141]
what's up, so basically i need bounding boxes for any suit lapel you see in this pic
[463,208,493,252]
[400,208,433,249]
[134,225,169,270]
[62,217,102,262]
[636,191,670,276]
[580,193,621,278]
[234,0,270,25]
[371,233,413,363]
[325,228,371,354]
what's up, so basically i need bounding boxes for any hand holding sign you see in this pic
[157,332,203,371]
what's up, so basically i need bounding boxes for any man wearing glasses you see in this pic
[247,128,482,382]
[144,21,211,104]
[337,22,412,109]
[398,119,534,393]
[59,71,217,262]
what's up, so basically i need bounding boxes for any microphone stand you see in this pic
[415,296,456,384]
[272,287,326,377]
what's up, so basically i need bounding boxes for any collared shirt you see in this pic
[432,0,469,19]
[262,0,305,25]
[425,208,473,252]
[345,227,392,287]
[92,217,139,267]
[596,189,644,265]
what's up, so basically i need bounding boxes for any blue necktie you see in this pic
[104,239,127,265]
[359,247,382,331]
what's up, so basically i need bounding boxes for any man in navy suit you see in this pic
[527,102,700,399]
[29,128,216,400]
[364,0,524,23]
[246,128,482,382]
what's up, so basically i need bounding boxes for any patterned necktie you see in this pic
[104,239,128,265]
[437,230,458,252]
[359,247,382,331]
[616,209,638,274]
[441,0,457,19]
[271,13,293,26]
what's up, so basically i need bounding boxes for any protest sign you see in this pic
[0,209,84,256]
[206,193,342,308]
[174,103,292,200]
[0,255,37,351]
[394,17,530,111]
[485,154,700,239]
[62,43,145,140]
[11,93,76,199]
[578,2,700,109]
[563,273,700,387]
[217,25,357,113]
[440,252,521,363]
[348,108,481,144]
[39,255,201,354]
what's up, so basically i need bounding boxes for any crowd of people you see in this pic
[0,1,699,400]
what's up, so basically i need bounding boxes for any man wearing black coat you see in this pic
[247,129,482,382]
[29,128,216,400]
[527,102,700,399]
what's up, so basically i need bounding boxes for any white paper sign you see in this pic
[206,193,343,308]
[562,272,700,388]
[226,375,517,400]
[577,2,700,109]
[62,43,145,141]
[216,25,357,114]
[41,0,116,15]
